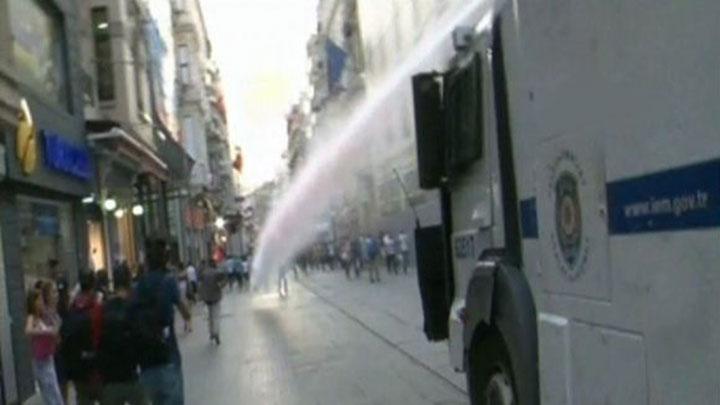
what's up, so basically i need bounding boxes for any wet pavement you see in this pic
[179,269,468,405]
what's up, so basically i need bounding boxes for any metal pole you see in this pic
[393,168,421,228]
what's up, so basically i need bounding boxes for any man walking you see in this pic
[367,237,381,283]
[199,261,225,345]
[62,272,102,405]
[133,238,192,405]
[98,267,147,405]
[383,233,397,275]
[398,231,410,274]
[185,262,198,304]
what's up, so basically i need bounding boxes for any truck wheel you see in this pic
[467,330,516,405]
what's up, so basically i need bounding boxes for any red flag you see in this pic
[233,152,243,174]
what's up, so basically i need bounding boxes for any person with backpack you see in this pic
[62,272,102,405]
[199,260,225,344]
[132,237,192,405]
[26,287,64,405]
[98,267,148,405]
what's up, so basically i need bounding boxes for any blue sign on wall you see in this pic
[41,130,92,181]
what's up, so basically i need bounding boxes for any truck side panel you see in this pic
[504,1,720,403]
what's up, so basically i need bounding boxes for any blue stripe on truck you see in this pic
[520,198,539,239]
[607,159,720,234]
[519,159,720,239]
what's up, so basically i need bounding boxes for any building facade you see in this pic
[355,0,452,234]
[79,0,176,276]
[305,0,453,239]
[0,0,93,402]
[173,0,239,264]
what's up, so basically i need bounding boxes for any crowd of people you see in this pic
[23,238,246,405]
[295,231,411,284]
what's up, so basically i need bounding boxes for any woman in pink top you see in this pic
[25,287,64,405]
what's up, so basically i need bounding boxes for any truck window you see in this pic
[444,54,483,178]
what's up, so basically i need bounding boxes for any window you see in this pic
[133,40,146,115]
[92,7,115,101]
[444,54,483,176]
[172,0,187,12]
[18,197,76,289]
[178,45,190,84]
[8,0,69,108]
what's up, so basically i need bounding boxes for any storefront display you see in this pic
[18,197,75,289]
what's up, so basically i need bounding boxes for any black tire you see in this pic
[467,329,517,405]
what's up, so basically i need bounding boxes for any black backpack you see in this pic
[99,297,140,382]
[133,276,172,368]
[60,304,96,381]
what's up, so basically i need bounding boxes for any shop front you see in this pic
[86,124,170,276]
[0,0,90,401]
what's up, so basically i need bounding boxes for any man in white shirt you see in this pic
[186,262,198,303]
[398,232,410,274]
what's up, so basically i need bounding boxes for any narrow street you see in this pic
[179,270,468,405]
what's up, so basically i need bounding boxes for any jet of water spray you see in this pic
[251,0,502,289]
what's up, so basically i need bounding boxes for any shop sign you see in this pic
[16,98,38,176]
[41,130,92,181]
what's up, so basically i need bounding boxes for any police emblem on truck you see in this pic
[555,172,582,267]
[549,151,590,280]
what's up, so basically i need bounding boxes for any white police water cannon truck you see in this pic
[410,1,720,404]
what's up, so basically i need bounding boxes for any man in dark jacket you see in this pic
[63,272,102,405]
[199,261,225,345]
[99,267,148,404]
[133,238,192,405]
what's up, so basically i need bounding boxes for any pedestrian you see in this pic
[199,260,225,345]
[26,285,64,405]
[352,237,363,278]
[326,242,336,271]
[241,255,251,289]
[48,260,70,402]
[185,261,198,304]
[96,269,110,301]
[62,272,102,405]
[398,232,410,274]
[341,240,352,279]
[98,267,148,405]
[367,237,381,283]
[277,266,289,298]
[177,261,189,304]
[383,233,397,275]
[132,237,192,405]
[360,236,370,276]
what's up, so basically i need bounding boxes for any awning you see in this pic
[87,125,169,181]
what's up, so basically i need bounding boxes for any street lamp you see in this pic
[103,198,117,211]
[132,204,144,216]
[114,209,125,219]
[214,217,226,229]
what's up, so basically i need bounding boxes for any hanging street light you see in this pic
[103,198,118,211]
[132,204,145,216]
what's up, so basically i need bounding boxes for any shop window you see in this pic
[133,40,147,116]
[18,197,76,289]
[92,7,115,101]
[178,45,191,84]
[8,0,69,109]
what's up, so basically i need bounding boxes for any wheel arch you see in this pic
[464,251,539,405]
